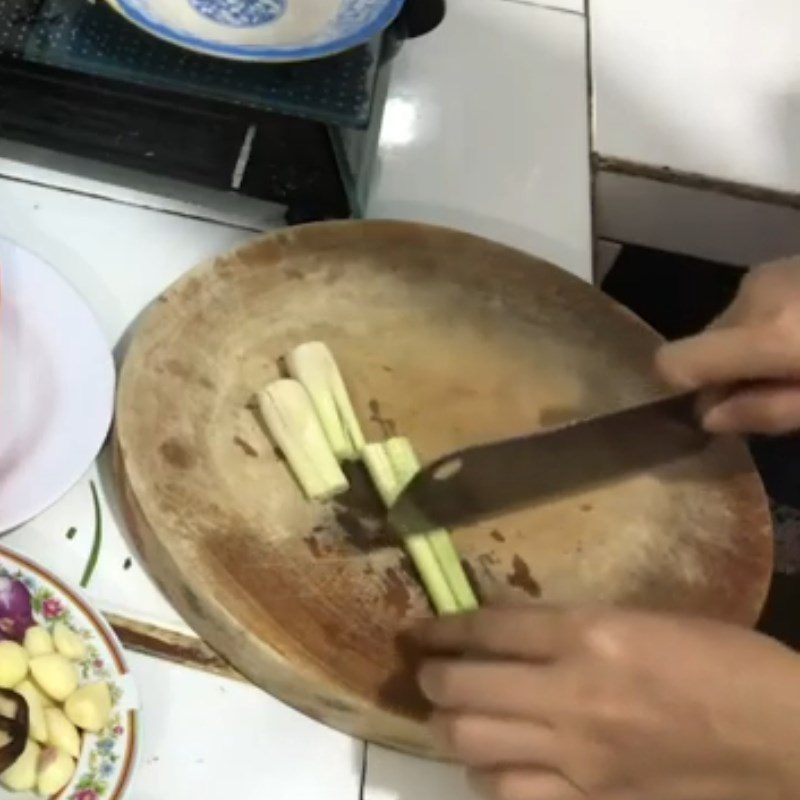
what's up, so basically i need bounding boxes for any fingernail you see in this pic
[416,663,434,699]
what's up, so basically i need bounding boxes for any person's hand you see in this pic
[415,606,800,800]
[656,256,800,434]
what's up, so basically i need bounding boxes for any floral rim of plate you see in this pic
[0,548,139,800]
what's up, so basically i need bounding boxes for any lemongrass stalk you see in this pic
[258,379,348,500]
[362,443,459,615]
[286,342,365,461]
[361,443,400,508]
[386,438,479,611]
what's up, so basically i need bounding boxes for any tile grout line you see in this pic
[584,0,600,284]
[594,155,800,211]
[358,741,369,800]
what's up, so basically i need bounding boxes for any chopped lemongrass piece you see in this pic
[362,444,459,615]
[399,531,460,615]
[361,443,400,508]
[258,379,349,501]
[387,438,479,612]
[286,342,366,461]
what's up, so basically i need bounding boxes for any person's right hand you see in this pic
[656,256,800,434]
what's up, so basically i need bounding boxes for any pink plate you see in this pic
[0,238,115,532]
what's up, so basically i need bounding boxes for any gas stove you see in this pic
[0,0,444,222]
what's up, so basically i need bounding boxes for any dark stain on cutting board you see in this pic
[233,436,258,457]
[331,463,394,552]
[507,554,541,598]
[368,399,398,437]
[383,567,412,616]
[303,535,325,559]
[461,560,483,604]
[159,439,196,470]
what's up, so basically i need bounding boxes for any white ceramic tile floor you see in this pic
[0,175,263,345]
[363,746,479,800]
[0,140,283,232]
[592,0,800,195]
[0,176,269,628]
[129,652,362,800]
[5,467,190,633]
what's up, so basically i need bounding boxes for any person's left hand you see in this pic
[414,606,800,800]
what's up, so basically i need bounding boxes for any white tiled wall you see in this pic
[592,0,800,194]
[596,171,800,266]
[369,0,592,280]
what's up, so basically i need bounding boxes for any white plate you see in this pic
[0,546,140,800]
[0,240,115,532]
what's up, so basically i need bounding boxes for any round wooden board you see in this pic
[114,221,772,757]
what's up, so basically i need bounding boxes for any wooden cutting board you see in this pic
[114,221,772,757]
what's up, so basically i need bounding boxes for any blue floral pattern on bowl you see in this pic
[189,0,287,28]
[112,0,405,62]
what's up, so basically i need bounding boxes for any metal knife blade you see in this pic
[391,392,709,531]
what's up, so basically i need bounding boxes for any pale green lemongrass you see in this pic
[362,442,459,615]
[286,341,366,460]
[258,379,348,500]
[386,437,479,612]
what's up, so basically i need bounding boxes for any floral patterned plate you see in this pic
[0,548,140,800]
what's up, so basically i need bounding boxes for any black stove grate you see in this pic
[0,0,444,220]
[0,0,381,128]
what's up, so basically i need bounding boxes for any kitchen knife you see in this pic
[391,392,709,530]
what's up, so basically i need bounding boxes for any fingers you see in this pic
[469,768,582,800]
[699,383,800,434]
[656,324,800,390]
[432,713,557,768]
[418,660,555,717]
[414,607,564,661]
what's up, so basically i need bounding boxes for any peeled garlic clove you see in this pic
[0,738,39,791]
[0,642,29,689]
[23,626,54,659]
[43,708,81,759]
[64,682,112,733]
[52,623,87,662]
[16,679,49,707]
[29,655,78,703]
[30,678,54,708]
[14,681,47,744]
[36,747,75,796]
[0,694,17,720]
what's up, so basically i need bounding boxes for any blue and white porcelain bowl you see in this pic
[108,0,405,62]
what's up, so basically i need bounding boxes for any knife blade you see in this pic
[391,392,709,531]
